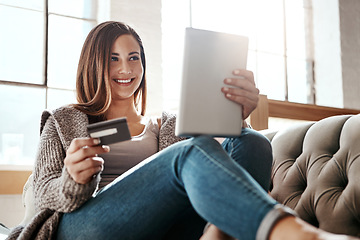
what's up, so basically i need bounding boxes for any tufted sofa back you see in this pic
[265,114,360,237]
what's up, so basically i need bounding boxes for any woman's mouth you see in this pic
[113,78,135,84]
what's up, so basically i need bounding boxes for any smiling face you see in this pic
[109,34,144,103]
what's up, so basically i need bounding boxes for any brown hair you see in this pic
[73,21,147,118]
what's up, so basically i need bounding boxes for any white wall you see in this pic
[313,0,360,109]
[312,0,343,108]
[339,0,360,109]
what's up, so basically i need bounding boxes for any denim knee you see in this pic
[223,129,273,191]
[243,128,271,148]
[232,128,272,161]
[190,135,218,145]
[182,135,223,152]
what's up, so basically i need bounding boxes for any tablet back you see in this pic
[175,28,248,137]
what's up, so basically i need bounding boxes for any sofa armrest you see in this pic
[259,129,279,142]
[20,174,36,226]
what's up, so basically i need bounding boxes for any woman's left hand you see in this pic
[221,69,259,119]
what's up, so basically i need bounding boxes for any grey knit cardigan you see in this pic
[7,106,184,240]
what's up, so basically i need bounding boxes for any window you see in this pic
[0,0,96,165]
[162,0,313,111]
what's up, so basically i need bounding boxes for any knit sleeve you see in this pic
[33,115,100,213]
[158,111,186,151]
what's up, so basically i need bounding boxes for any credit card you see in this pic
[87,118,131,145]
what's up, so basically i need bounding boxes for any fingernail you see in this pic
[234,69,240,74]
[226,93,232,98]
[102,145,110,152]
[225,78,231,83]
[223,87,229,92]
[94,138,101,145]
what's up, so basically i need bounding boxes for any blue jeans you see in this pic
[57,128,277,240]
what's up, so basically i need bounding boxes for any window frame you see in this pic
[0,0,97,105]
[0,0,97,166]
[187,0,315,104]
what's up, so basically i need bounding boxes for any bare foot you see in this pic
[317,229,360,240]
[200,224,236,240]
[270,216,360,240]
[200,217,359,240]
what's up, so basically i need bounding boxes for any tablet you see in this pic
[87,118,131,145]
[175,28,249,137]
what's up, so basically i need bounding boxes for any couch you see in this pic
[12,114,360,237]
[265,114,360,237]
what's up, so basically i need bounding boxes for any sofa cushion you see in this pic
[268,114,360,237]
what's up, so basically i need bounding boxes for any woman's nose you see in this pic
[118,61,131,74]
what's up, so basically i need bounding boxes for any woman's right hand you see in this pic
[64,138,110,184]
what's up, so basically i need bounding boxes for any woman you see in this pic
[7,21,358,240]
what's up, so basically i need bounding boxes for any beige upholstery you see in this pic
[20,174,35,226]
[265,114,360,237]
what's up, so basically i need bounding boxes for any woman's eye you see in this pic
[129,56,139,61]
[111,56,118,61]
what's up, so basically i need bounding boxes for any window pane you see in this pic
[162,0,190,112]
[0,85,45,165]
[257,52,285,100]
[256,0,284,54]
[47,15,94,90]
[191,0,258,50]
[47,88,76,110]
[285,0,306,59]
[49,0,96,19]
[162,0,309,105]
[0,0,43,11]
[0,6,44,84]
[287,58,307,103]
[247,50,258,84]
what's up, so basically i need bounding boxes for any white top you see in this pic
[99,117,159,188]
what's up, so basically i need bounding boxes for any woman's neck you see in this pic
[105,99,141,123]
[105,98,146,136]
